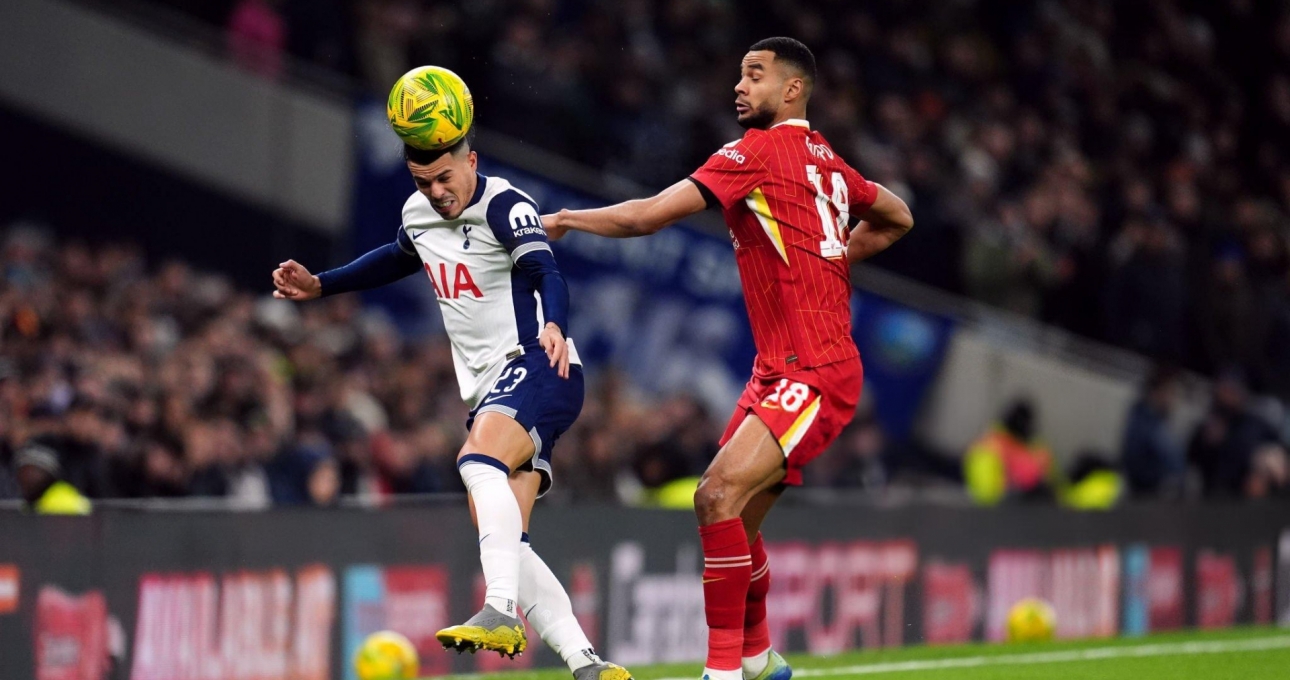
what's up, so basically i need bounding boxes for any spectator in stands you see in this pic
[964,399,1054,505]
[626,394,720,508]
[819,414,892,491]
[1246,444,1290,499]
[20,0,1290,506]
[962,201,1059,317]
[1120,366,1186,497]
[1105,217,1187,360]
[30,398,112,500]
[1061,452,1123,511]
[1197,247,1261,375]
[131,0,1290,452]
[124,439,190,499]
[267,440,339,506]
[13,442,91,515]
[1188,370,1278,497]
[0,360,19,501]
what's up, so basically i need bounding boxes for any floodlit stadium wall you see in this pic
[0,0,353,234]
[1,503,1286,679]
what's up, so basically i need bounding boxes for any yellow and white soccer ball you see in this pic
[354,631,419,680]
[1006,597,1057,642]
[387,65,474,151]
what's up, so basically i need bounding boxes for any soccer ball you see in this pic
[354,631,419,680]
[387,65,474,151]
[1005,597,1056,642]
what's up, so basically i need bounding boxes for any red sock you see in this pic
[700,518,751,671]
[743,533,771,658]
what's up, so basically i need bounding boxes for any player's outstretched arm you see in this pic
[542,179,708,241]
[272,237,422,301]
[847,184,914,264]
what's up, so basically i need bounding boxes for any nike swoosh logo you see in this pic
[483,394,510,403]
[479,534,491,545]
[702,577,723,584]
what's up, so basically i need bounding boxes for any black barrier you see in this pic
[1,502,1287,679]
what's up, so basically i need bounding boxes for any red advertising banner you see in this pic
[986,546,1119,642]
[34,586,107,680]
[570,563,600,652]
[1050,546,1119,639]
[1252,546,1273,625]
[0,564,18,614]
[1147,547,1184,631]
[1196,551,1241,629]
[921,561,977,645]
[294,565,336,680]
[386,566,451,677]
[130,566,334,680]
[985,549,1045,642]
[765,540,917,654]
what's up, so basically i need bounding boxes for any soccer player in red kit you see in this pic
[544,37,914,680]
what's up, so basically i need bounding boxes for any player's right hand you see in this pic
[541,213,568,241]
[272,259,322,301]
[539,322,571,379]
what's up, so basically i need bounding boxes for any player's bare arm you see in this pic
[542,179,708,241]
[846,183,914,264]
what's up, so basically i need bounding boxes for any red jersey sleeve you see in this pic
[689,135,769,210]
[842,163,879,214]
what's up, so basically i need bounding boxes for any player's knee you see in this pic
[694,473,740,524]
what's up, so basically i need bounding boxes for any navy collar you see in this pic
[466,172,488,209]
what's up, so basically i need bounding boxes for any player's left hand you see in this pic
[539,322,570,379]
[541,213,568,241]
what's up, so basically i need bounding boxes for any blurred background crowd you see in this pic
[179,0,1290,389]
[5,0,1290,508]
[3,221,1286,509]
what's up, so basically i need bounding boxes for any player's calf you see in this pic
[519,537,632,678]
[741,535,788,680]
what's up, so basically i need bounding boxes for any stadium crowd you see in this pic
[0,225,746,507]
[3,224,1287,509]
[7,0,1290,507]
[165,0,1290,397]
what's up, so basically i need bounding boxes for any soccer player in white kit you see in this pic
[272,131,631,680]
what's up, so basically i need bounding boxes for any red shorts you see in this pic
[719,356,863,485]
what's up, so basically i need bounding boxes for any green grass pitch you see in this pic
[434,627,1290,680]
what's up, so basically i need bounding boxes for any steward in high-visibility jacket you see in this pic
[14,443,91,515]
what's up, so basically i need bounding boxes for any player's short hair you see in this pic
[749,37,817,91]
[403,127,476,166]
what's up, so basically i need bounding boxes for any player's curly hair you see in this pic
[750,37,817,92]
[403,126,477,166]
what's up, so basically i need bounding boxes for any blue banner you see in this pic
[342,565,385,680]
[851,294,956,438]
[350,101,955,437]
[1122,544,1150,636]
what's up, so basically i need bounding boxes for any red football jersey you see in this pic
[690,119,878,378]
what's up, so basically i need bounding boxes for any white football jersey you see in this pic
[400,173,581,408]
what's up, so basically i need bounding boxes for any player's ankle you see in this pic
[741,648,770,679]
[566,648,603,672]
